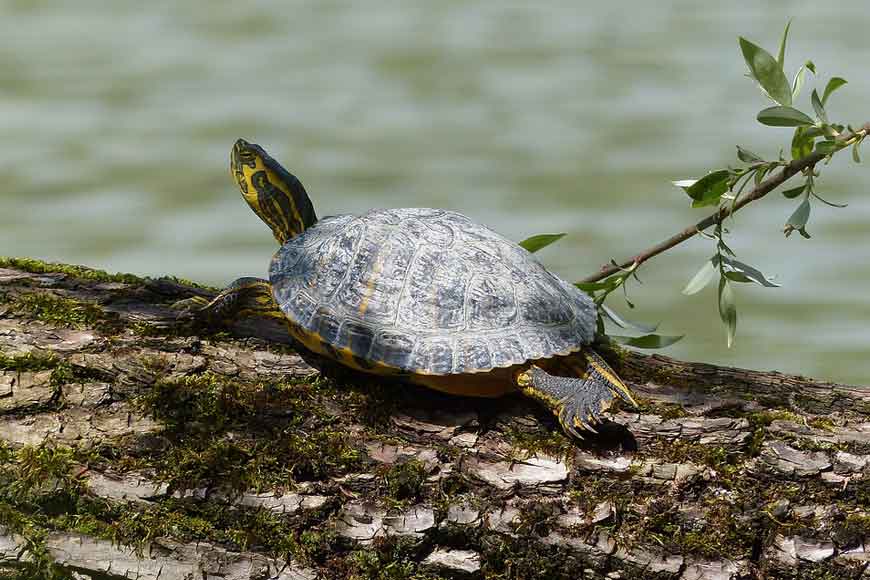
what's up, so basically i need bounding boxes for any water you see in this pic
[1,1,868,383]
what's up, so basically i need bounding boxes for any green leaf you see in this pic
[682,258,718,295]
[821,124,839,139]
[791,126,816,160]
[754,165,770,186]
[791,66,806,100]
[853,141,862,164]
[519,233,566,253]
[691,195,726,209]
[739,36,792,106]
[679,170,731,208]
[821,77,847,105]
[720,256,781,288]
[718,277,737,348]
[736,146,764,163]
[777,19,792,67]
[575,279,617,293]
[784,199,811,237]
[757,106,815,127]
[805,60,816,74]
[609,334,684,349]
[600,304,658,333]
[781,184,805,199]
[814,141,839,155]
[810,89,827,123]
[724,271,753,283]
[596,313,605,336]
[810,190,847,208]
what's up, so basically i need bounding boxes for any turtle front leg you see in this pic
[173,277,283,325]
[515,350,638,439]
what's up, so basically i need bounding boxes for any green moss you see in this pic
[746,426,766,457]
[379,459,428,505]
[297,529,341,565]
[0,443,85,507]
[641,438,742,476]
[503,426,573,461]
[343,380,408,429]
[0,257,224,296]
[0,350,58,372]
[479,532,591,580]
[0,507,71,580]
[345,536,438,580]
[652,403,689,420]
[162,275,219,292]
[745,409,804,427]
[807,417,836,431]
[127,372,363,492]
[0,352,98,403]
[835,512,870,548]
[0,440,329,563]
[0,443,91,579]
[10,292,107,328]
[513,500,559,537]
[0,257,143,285]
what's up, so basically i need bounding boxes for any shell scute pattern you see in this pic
[270,208,597,375]
[410,338,454,374]
[339,321,375,358]
[489,335,526,367]
[466,276,517,330]
[399,245,470,330]
[455,338,493,373]
[370,330,416,369]
[309,307,341,343]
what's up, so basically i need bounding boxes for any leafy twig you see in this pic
[578,123,869,285]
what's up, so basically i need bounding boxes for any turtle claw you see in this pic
[520,365,624,439]
[557,401,586,439]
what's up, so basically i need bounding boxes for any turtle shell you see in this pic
[269,208,596,375]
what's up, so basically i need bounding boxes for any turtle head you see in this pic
[230,139,318,244]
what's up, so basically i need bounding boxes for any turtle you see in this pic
[179,138,638,438]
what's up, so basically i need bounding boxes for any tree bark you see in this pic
[0,259,868,580]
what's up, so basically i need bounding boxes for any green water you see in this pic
[1,1,868,383]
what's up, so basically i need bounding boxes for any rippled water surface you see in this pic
[1,2,868,383]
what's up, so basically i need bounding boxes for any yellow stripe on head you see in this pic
[230,139,318,244]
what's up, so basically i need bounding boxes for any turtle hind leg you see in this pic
[515,351,637,439]
[173,277,283,325]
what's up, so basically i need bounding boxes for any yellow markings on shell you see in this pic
[286,319,401,375]
[358,252,385,317]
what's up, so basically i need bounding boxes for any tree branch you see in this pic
[580,122,870,284]
[1,261,869,578]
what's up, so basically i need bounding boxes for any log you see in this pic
[0,257,868,580]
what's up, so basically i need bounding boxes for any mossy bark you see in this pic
[0,258,868,580]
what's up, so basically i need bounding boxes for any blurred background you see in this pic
[1,1,868,383]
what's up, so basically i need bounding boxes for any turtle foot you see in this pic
[517,364,627,439]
